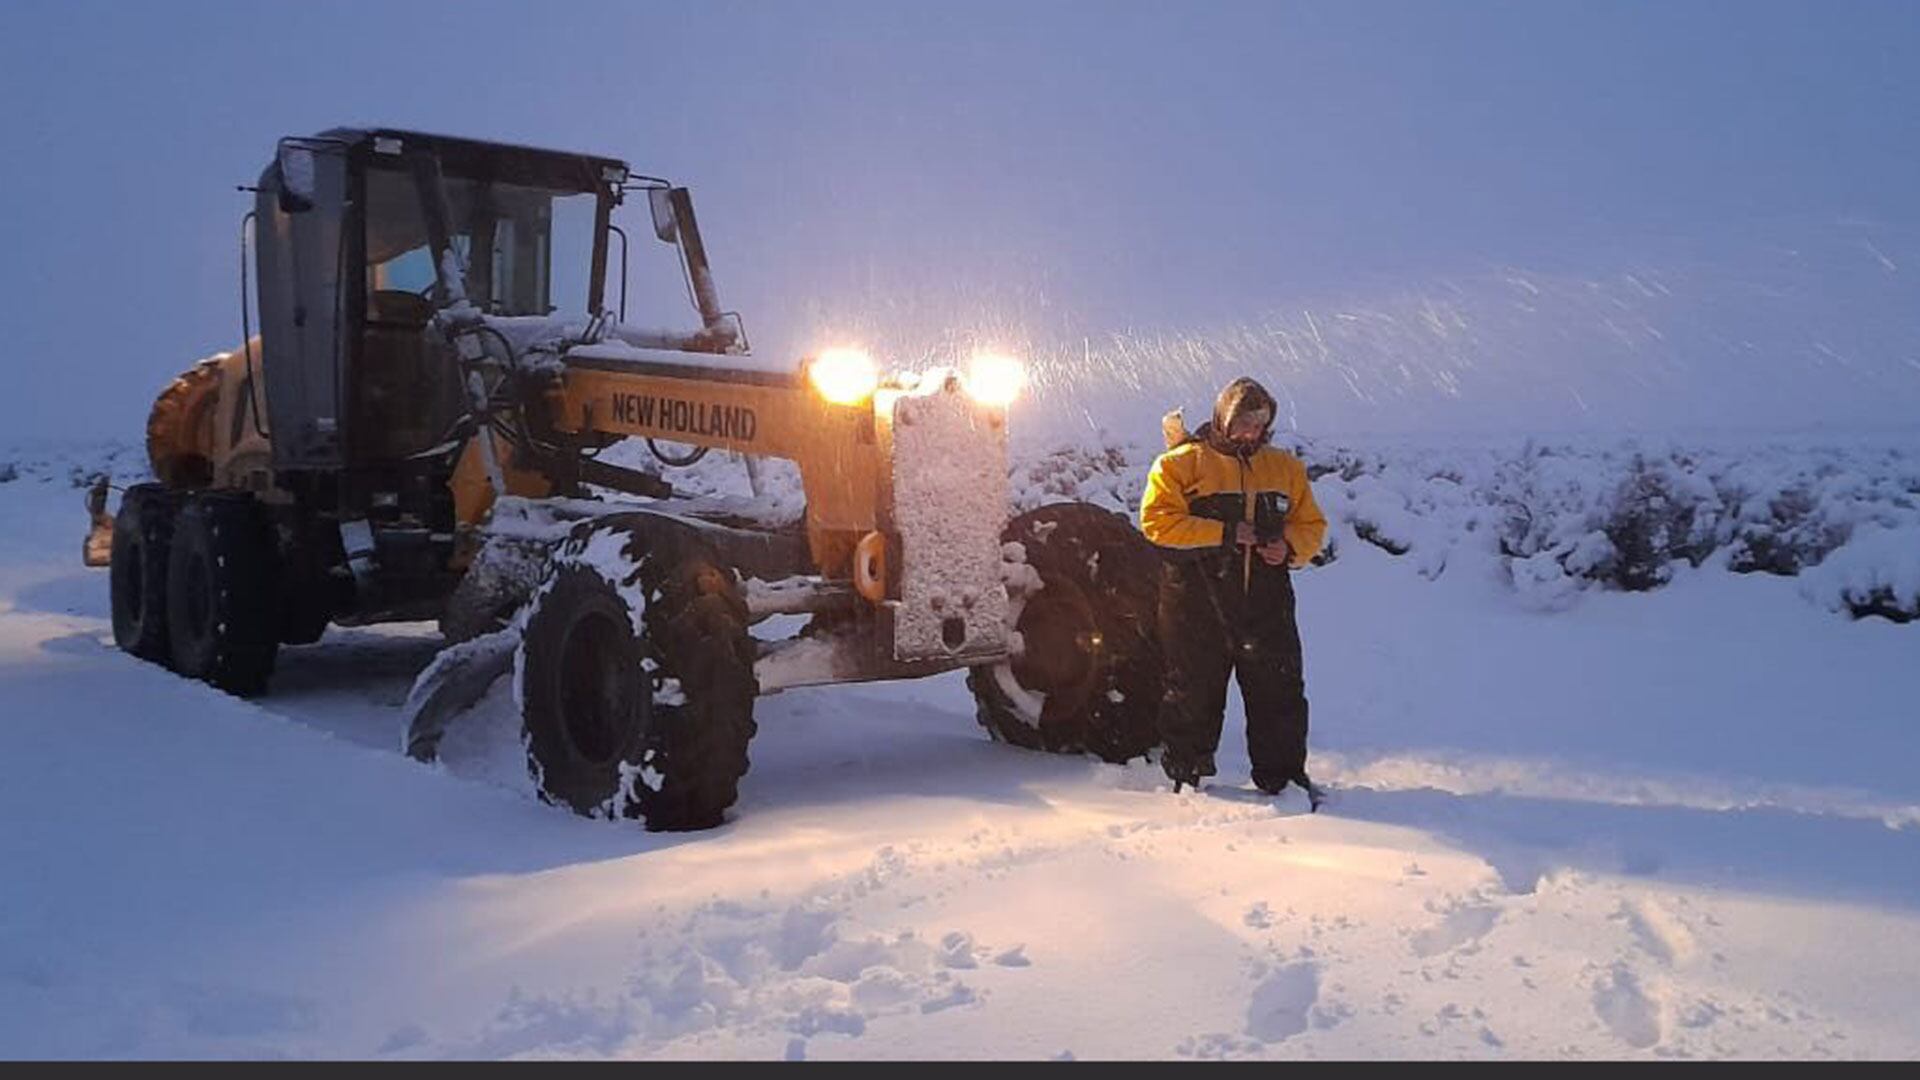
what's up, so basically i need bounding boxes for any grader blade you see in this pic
[399,626,521,763]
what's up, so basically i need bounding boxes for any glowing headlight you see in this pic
[807,347,879,405]
[964,352,1025,406]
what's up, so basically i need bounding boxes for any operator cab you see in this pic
[249,127,729,618]
[254,128,628,474]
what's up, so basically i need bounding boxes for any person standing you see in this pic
[1138,377,1329,808]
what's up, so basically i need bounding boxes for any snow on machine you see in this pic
[91,128,1164,829]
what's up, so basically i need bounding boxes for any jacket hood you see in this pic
[1203,377,1278,456]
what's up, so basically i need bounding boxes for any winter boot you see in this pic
[1162,748,1213,793]
[1255,771,1328,812]
[1299,773,1327,813]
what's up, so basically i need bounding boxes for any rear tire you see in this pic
[518,522,758,831]
[967,502,1164,764]
[109,484,178,663]
[165,492,282,696]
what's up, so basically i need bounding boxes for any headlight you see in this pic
[807,347,879,405]
[964,352,1025,406]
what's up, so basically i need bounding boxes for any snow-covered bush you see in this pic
[1723,482,1846,575]
[1008,434,1138,516]
[1488,441,1603,562]
[1798,523,1920,623]
[1594,452,1722,591]
[1714,458,1855,576]
[1003,433,1920,623]
[0,440,151,488]
[1506,550,1584,613]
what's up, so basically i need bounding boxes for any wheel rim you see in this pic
[1003,582,1102,716]
[557,610,632,765]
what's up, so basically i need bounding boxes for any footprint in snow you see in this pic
[1591,962,1663,1050]
[1409,903,1501,958]
[1244,962,1321,1043]
[1616,899,1697,967]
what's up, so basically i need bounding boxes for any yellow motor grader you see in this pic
[92,128,1164,829]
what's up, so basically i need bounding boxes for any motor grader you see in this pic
[91,128,1164,829]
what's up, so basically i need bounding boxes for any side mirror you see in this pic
[648,187,677,242]
[277,143,316,214]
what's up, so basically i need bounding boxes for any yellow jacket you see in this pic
[1139,440,1327,570]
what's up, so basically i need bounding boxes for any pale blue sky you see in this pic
[3,0,1917,439]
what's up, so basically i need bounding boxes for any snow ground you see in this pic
[1,445,1917,1060]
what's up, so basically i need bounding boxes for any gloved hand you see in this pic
[1257,538,1291,566]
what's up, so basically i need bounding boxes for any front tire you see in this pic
[165,492,282,696]
[967,502,1164,764]
[518,522,757,831]
[110,484,179,663]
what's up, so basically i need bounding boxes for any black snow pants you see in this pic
[1155,551,1309,788]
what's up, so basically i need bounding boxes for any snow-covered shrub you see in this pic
[1350,517,1409,556]
[1284,438,1378,483]
[1797,523,1920,623]
[1486,442,1604,562]
[1721,482,1850,576]
[1342,475,1416,556]
[0,440,150,488]
[1333,470,1472,578]
[1594,452,1722,591]
[1507,550,1584,613]
[1008,436,1140,515]
[1307,437,1917,622]
[997,433,1913,623]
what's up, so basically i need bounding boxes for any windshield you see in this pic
[364,164,599,318]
